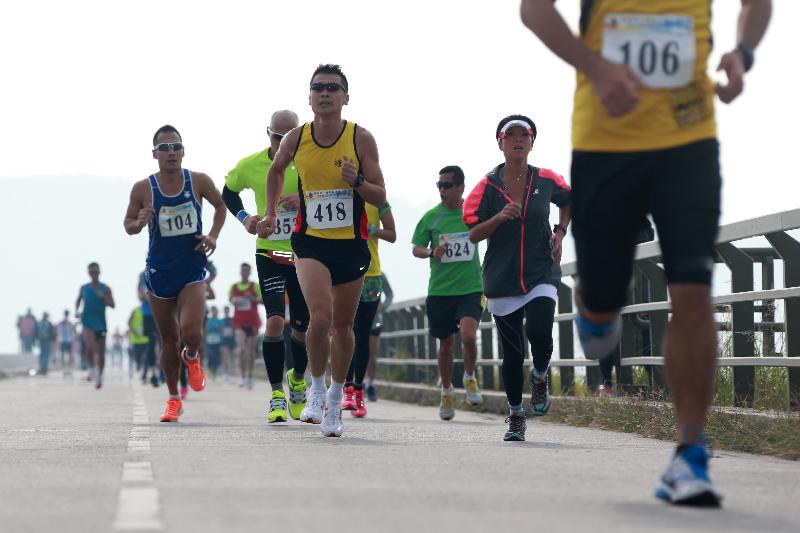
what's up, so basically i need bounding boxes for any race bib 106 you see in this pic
[159,202,197,237]
[305,189,353,230]
[439,232,475,263]
[602,14,695,89]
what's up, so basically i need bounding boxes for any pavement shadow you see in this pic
[610,501,799,532]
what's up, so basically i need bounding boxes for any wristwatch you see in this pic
[736,43,755,72]
[353,173,366,188]
[553,224,568,236]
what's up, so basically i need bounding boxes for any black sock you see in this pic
[290,337,308,376]
[262,337,285,386]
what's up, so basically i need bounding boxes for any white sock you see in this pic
[509,403,524,415]
[442,385,454,395]
[311,374,326,393]
[169,394,181,400]
[327,380,344,403]
[184,351,198,361]
[463,371,476,380]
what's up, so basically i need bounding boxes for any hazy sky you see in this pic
[1,1,798,352]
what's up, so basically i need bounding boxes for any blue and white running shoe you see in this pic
[576,315,622,360]
[655,444,722,507]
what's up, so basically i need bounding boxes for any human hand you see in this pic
[195,234,217,256]
[715,50,745,104]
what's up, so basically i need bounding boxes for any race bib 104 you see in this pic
[439,232,476,263]
[602,14,695,89]
[269,207,298,241]
[305,189,354,230]
[159,202,197,237]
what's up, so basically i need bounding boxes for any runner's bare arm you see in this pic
[348,127,386,207]
[105,287,116,309]
[716,0,772,104]
[194,172,226,256]
[266,127,301,217]
[378,209,397,243]
[124,180,154,235]
[519,0,642,116]
[75,289,83,317]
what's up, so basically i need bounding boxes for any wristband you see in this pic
[427,249,434,258]
[553,224,567,236]
[736,43,754,73]
[236,210,251,224]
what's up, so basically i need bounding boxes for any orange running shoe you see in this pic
[180,348,206,391]
[160,398,183,422]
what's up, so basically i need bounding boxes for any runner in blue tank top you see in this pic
[124,124,226,423]
[75,261,115,388]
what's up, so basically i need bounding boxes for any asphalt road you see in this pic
[1,370,798,533]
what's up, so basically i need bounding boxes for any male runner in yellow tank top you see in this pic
[520,0,772,506]
[257,64,387,437]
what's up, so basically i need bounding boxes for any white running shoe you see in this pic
[300,390,326,424]
[321,402,344,437]
[439,391,455,420]
[463,375,483,406]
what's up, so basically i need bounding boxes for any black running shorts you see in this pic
[425,292,483,339]
[571,138,721,313]
[255,253,310,332]
[290,234,370,286]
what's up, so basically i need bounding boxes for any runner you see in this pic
[364,272,393,401]
[124,124,226,422]
[220,305,237,381]
[128,305,149,377]
[229,263,262,390]
[205,306,224,380]
[37,312,55,376]
[111,328,124,370]
[56,310,75,375]
[223,110,310,422]
[137,271,160,387]
[75,262,115,388]
[342,200,395,418]
[256,64,387,437]
[520,0,772,505]
[464,115,570,440]
[412,166,484,420]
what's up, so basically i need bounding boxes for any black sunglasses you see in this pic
[267,127,285,140]
[310,82,346,93]
[154,142,184,152]
[436,181,457,190]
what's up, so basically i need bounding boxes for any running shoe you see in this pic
[503,413,526,441]
[159,398,184,422]
[180,385,188,400]
[341,385,357,410]
[95,373,103,390]
[576,314,622,360]
[287,369,307,420]
[150,374,160,388]
[321,403,344,437]
[300,390,326,424]
[180,348,206,391]
[655,443,722,507]
[529,372,551,416]
[365,384,378,402]
[246,377,253,390]
[463,375,483,406]
[351,388,367,418]
[598,383,614,396]
[439,391,455,420]
[267,390,288,423]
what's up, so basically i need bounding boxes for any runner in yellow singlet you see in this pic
[256,64,387,438]
[520,0,772,507]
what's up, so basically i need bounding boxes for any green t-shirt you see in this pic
[225,149,300,253]
[411,203,483,296]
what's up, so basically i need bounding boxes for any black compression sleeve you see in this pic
[221,185,246,217]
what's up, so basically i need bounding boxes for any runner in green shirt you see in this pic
[411,165,484,420]
[222,110,310,423]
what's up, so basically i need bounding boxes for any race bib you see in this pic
[233,296,252,311]
[602,14,695,89]
[439,232,475,263]
[305,189,353,230]
[206,332,221,344]
[223,326,234,337]
[159,202,197,237]
[269,207,297,241]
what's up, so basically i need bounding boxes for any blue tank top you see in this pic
[146,169,207,272]
[81,283,108,331]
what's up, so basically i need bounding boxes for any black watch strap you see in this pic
[736,43,755,72]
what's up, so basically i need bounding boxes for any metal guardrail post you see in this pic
[413,306,427,383]
[452,331,464,389]
[716,242,756,407]
[765,231,800,409]
[637,259,668,391]
[480,311,495,390]
[557,282,574,393]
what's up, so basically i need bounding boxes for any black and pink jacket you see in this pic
[463,164,570,298]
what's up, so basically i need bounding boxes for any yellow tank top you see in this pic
[365,203,381,277]
[573,0,716,151]
[293,121,366,240]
